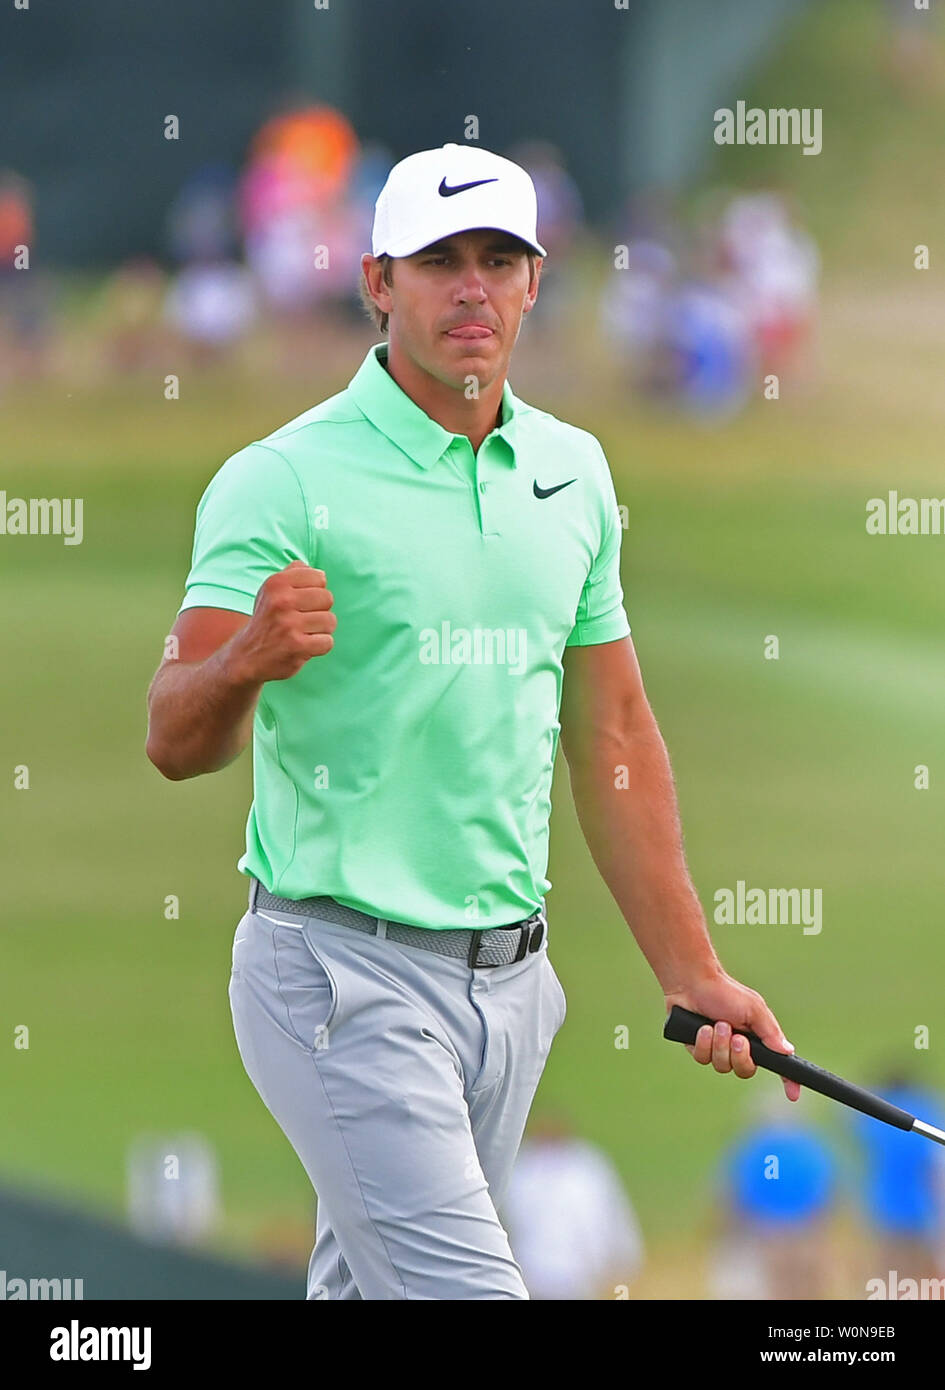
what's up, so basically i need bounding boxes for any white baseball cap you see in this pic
[371,142,547,259]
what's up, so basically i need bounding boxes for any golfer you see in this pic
[146,142,799,1301]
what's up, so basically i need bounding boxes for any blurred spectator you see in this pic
[500,1111,644,1299]
[95,256,169,374]
[127,1133,221,1246]
[600,238,680,399]
[0,169,33,267]
[850,1072,945,1288]
[603,254,755,419]
[601,239,677,355]
[708,1095,841,1299]
[162,163,258,364]
[663,272,755,420]
[166,163,242,265]
[0,169,55,382]
[162,258,258,365]
[601,189,685,401]
[717,191,819,377]
[238,102,363,320]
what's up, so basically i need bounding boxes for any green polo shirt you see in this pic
[177,341,630,928]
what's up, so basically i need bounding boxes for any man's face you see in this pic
[363,229,540,392]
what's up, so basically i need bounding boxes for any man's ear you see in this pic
[362,252,394,315]
[523,257,542,314]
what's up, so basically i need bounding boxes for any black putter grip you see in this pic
[663,1006,915,1132]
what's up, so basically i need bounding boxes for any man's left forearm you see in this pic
[565,716,722,995]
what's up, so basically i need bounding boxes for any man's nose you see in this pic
[454,272,487,303]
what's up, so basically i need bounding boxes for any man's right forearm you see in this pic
[146,640,264,781]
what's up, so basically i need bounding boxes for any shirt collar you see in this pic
[346,342,520,470]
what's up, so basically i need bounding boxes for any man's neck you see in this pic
[382,342,505,455]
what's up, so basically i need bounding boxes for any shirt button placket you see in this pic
[478,477,490,535]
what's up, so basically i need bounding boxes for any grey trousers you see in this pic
[227,878,567,1300]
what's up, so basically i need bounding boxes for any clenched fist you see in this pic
[231,560,337,683]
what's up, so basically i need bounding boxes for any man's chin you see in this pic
[438,336,502,380]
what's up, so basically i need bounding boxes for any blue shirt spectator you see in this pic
[724,1123,837,1225]
[851,1084,945,1239]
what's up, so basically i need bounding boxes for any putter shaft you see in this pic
[912,1119,945,1148]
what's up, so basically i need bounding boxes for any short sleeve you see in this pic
[177,443,312,618]
[565,443,631,647]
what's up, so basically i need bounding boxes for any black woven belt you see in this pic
[251,880,545,968]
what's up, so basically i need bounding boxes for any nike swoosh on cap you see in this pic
[438,177,499,198]
[533,479,577,499]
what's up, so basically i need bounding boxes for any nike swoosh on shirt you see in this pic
[533,479,577,499]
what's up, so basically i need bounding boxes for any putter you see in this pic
[663,1005,945,1149]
